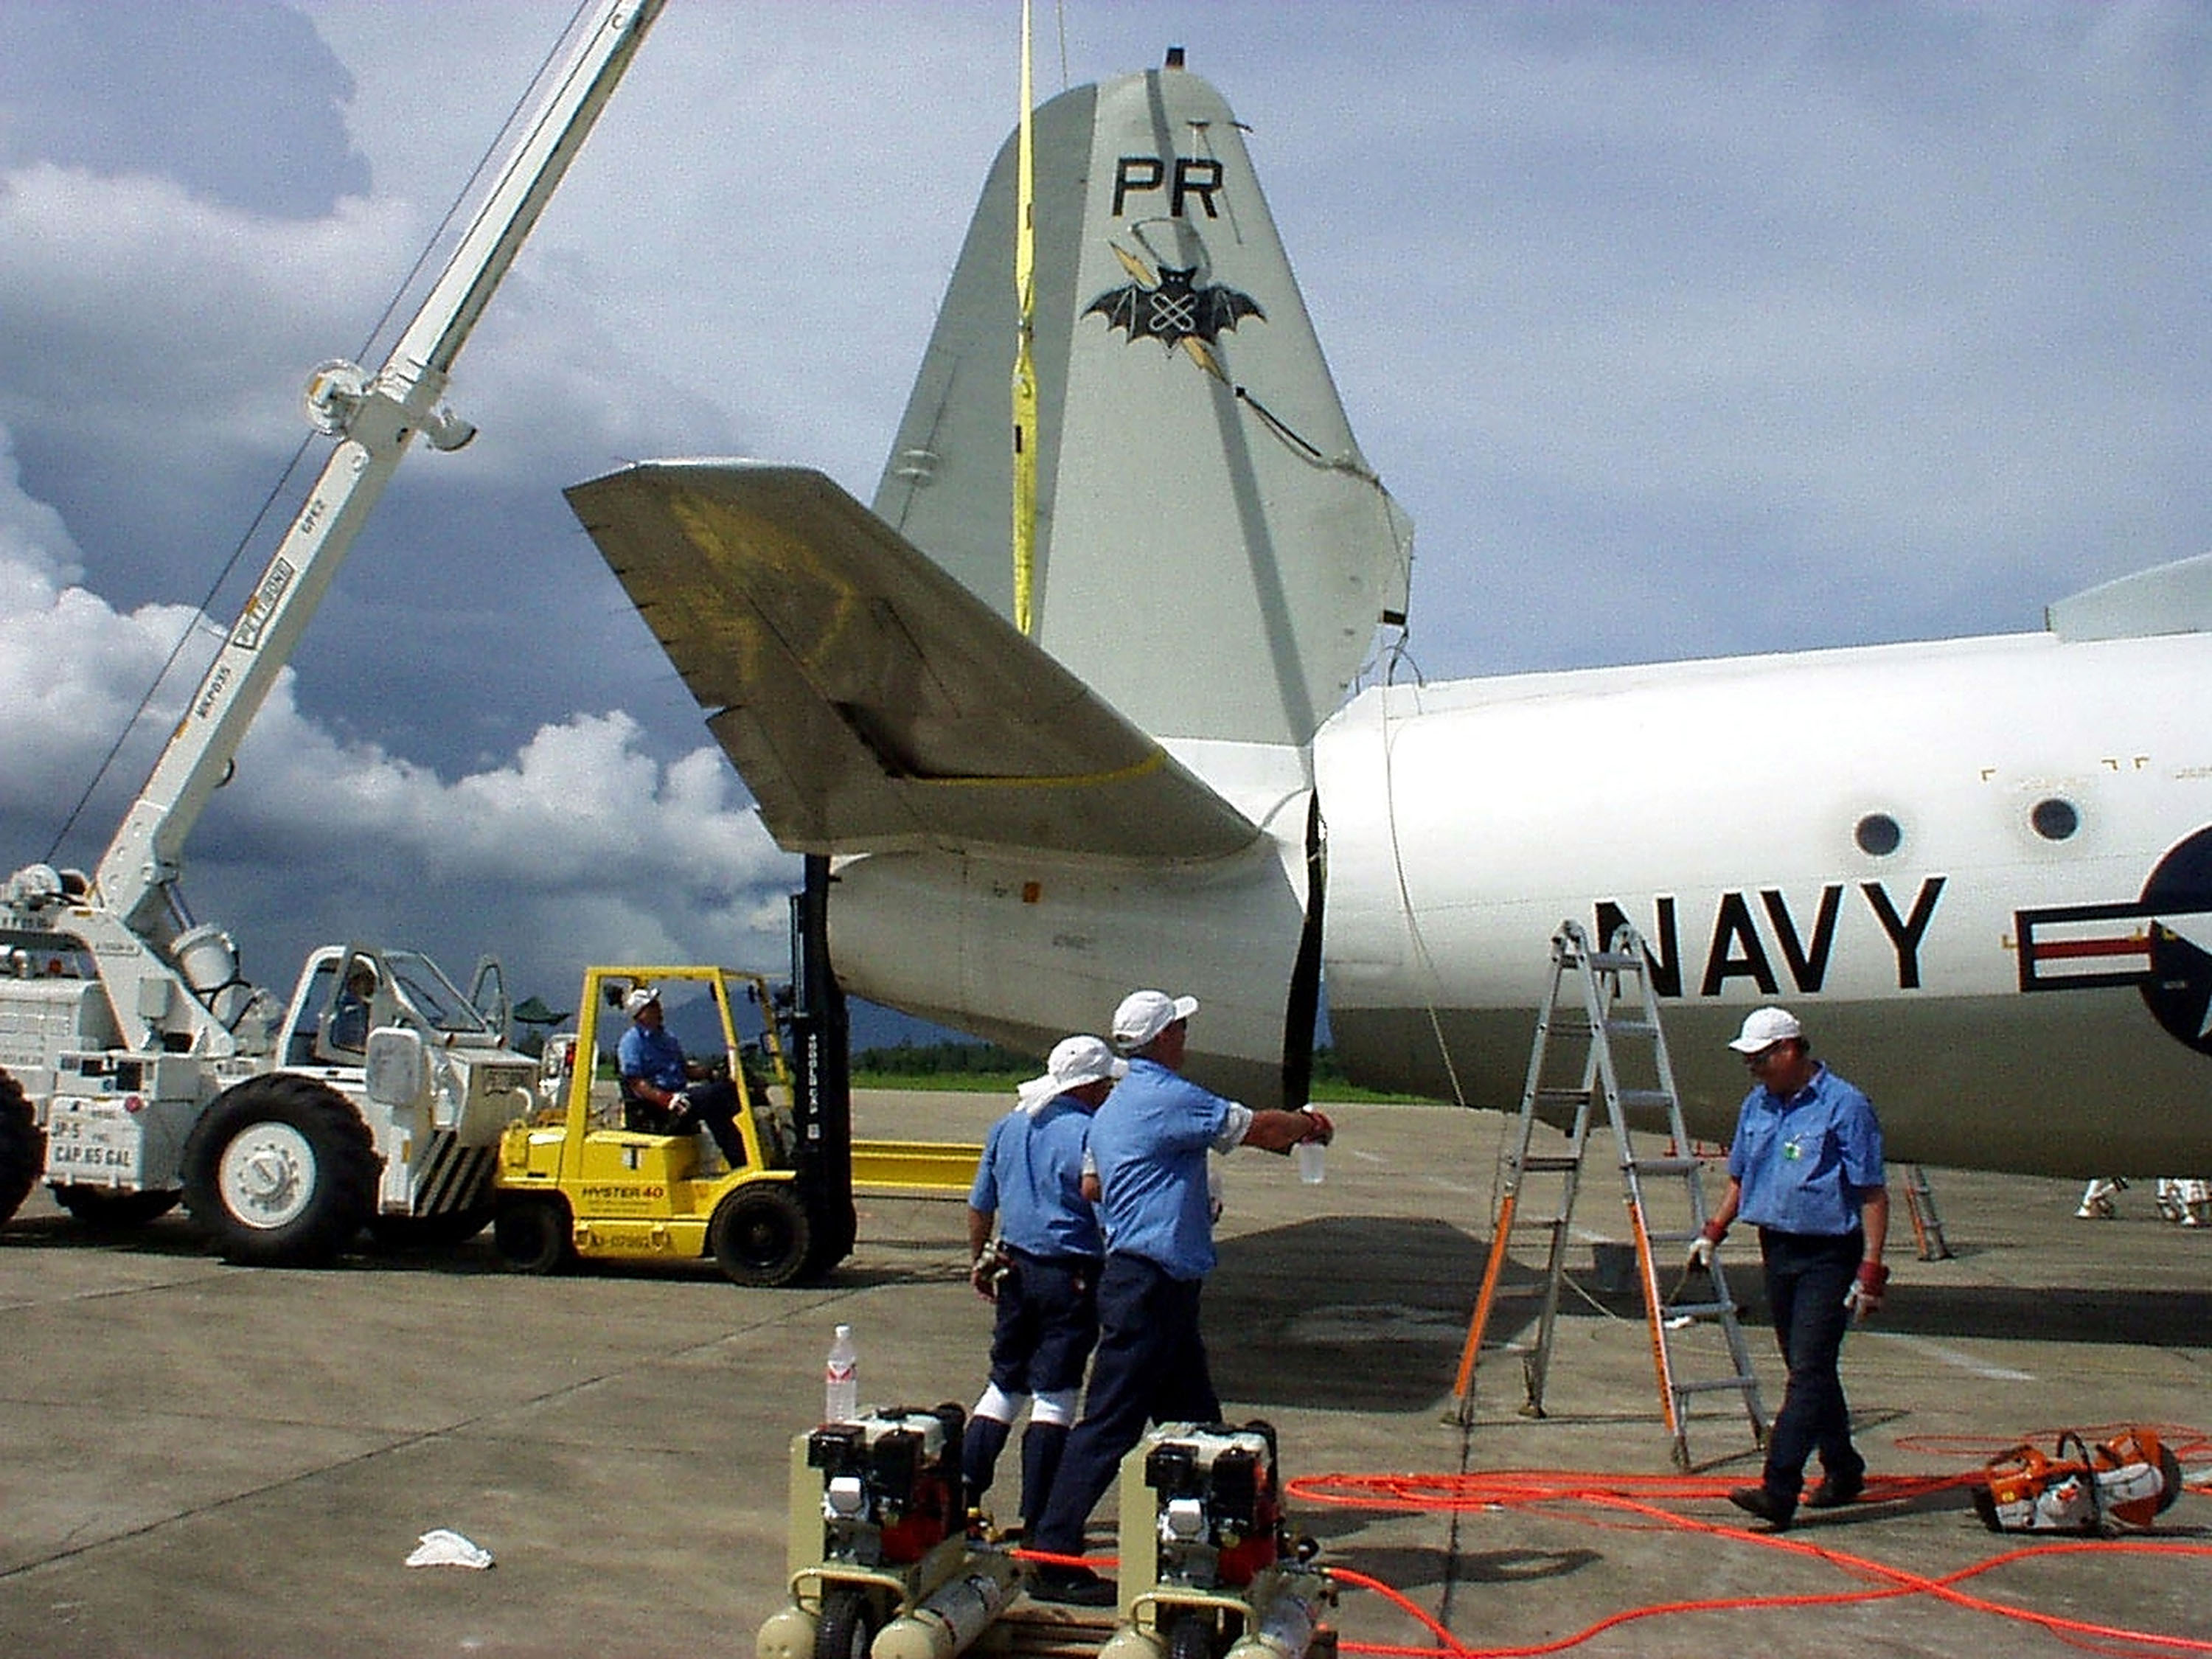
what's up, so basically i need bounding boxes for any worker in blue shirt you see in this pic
[615,986,748,1169]
[1688,1006,1890,1531]
[1026,990,1333,1605]
[961,1034,1124,1532]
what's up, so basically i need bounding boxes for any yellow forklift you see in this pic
[494,962,976,1286]
[495,858,977,1285]
[493,869,975,1286]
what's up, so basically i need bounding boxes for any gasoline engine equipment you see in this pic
[757,1405,1020,1659]
[1973,1426,2185,1534]
[1099,1423,1335,1659]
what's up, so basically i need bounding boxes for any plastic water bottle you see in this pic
[824,1324,858,1422]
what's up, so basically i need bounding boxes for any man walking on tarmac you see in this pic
[1026,990,1334,1605]
[1688,1006,1890,1531]
[961,1034,1124,1534]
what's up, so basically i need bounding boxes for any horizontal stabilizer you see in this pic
[567,460,1259,860]
[2046,550,2212,641]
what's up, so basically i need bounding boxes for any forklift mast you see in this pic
[787,854,855,1263]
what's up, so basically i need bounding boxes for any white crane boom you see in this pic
[93,0,664,942]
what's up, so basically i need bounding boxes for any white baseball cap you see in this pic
[1111,989,1199,1052]
[1727,1006,1804,1054]
[622,985,661,1018]
[1017,1034,1129,1112]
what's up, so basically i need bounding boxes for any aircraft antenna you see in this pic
[1011,0,1040,636]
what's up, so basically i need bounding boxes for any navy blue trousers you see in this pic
[1028,1254,1220,1560]
[987,1251,1102,1397]
[963,1252,1102,1517]
[1758,1228,1865,1513]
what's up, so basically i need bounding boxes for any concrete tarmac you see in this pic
[2,1093,2208,1658]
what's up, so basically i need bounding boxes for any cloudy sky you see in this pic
[1,1,2208,1029]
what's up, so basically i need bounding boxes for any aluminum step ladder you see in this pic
[1450,921,1768,1469]
[1900,1164,1954,1260]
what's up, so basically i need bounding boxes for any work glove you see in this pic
[1843,1260,1890,1321]
[1299,1107,1335,1145]
[970,1242,1012,1301]
[1684,1220,1726,1272]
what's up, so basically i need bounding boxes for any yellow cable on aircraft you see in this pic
[910,747,1169,793]
[1011,0,1039,636]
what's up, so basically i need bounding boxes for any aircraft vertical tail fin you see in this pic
[874,58,1412,756]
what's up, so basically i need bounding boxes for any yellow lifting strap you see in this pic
[1011,0,1039,636]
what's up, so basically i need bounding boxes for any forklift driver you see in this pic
[616,986,748,1169]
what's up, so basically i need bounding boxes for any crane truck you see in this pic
[0,0,664,1266]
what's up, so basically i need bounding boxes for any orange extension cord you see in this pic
[1287,1423,2212,1658]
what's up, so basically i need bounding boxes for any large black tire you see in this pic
[52,1185,182,1231]
[709,1183,813,1287]
[0,1068,41,1227]
[493,1195,574,1275]
[813,1587,878,1659]
[367,1204,494,1251]
[180,1074,378,1267]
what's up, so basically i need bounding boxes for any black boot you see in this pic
[962,1413,1012,1513]
[1019,1422,1070,1534]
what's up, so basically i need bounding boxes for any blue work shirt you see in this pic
[1728,1062,1885,1237]
[970,1093,1104,1261]
[617,1023,687,1092]
[1088,1059,1247,1281]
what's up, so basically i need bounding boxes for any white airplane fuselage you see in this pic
[1324,625,2212,1175]
[835,623,2212,1176]
[577,59,2212,1181]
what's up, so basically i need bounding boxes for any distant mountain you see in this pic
[646,987,981,1061]
[849,998,979,1051]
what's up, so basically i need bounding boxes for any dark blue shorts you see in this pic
[989,1251,1102,1396]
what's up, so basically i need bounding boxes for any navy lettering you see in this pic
[1700,891,1779,996]
[1761,885,1843,993]
[1595,896,1681,998]
[1862,876,1945,990]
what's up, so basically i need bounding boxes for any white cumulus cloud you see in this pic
[0,416,794,1008]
